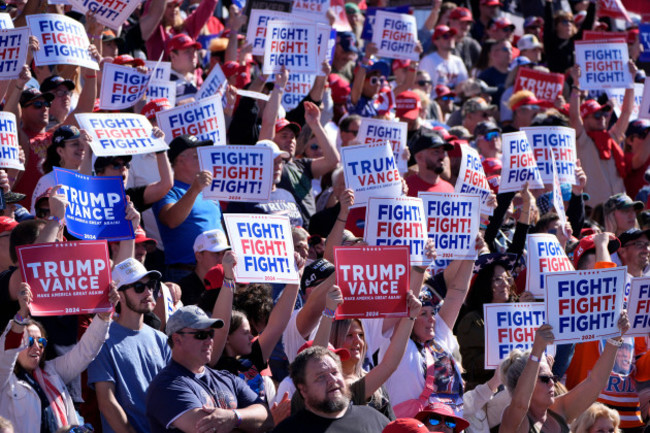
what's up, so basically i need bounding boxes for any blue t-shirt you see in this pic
[152,180,223,265]
[87,322,171,433]
[146,360,262,433]
[225,187,303,227]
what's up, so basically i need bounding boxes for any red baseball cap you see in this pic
[0,217,18,234]
[627,28,640,45]
[482,158,502,176]
[434,85,456,99]
[511,95,554,111]
[113,54,145,68]
[392,59,411,72]
[580,100,612,119]
[415,402,470,433]
[141,98,172,121]
[298,340,350,361]
[490,17,515,31]
[166,34,202,53]
[222,61,240,79]
[480,0,502,6]
[328,74,351,105]
[449,7,473,22]
[573,233,620,268]
[204,265,224,291]
[383,418,429,433]
[432,25,457,40]
[275,118,301,136]
[395,91,421,121]
[135,226,157,245]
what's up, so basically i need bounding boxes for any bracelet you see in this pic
[47,215,64,226]
[529,354,540,363]
[408,316,416,321]
[223,278,235,292]
[232,409,242,427]
[13,313,29,326]
[323,307,336,319]
[607,338,623,347]
[337,217,347,223]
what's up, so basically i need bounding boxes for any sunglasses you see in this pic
[27,100,51,109]
[519,104,541,111]
[560,19,573,25]
[368,76,385,86]
[538,374,559,384]
[122,279,159,294]
[417,80,432,86]
[35,207,51,219]
[53,89,71,98]
[176,329,215,340]
[343,129,359,136]
[593,111,610,119]
[439,33,454,40]
[29,336,47,349]
[427,416,457,429]
[483,131,499,141]
[439,95,454,101]
[110,161,130,170]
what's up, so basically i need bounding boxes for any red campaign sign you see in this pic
[334,245,410,319]
[17,241,112,316]
[513,68,565,101]
[582,31,627,43]
[597,0,631,22]
[330,0,352,32]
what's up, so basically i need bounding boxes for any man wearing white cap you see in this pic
[146,306,272,433]
[88,258,171,433]
[179,229,231,306]
[517,34,543,63]
[225,140,303,226]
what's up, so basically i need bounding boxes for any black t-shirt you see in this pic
[309,203,340,238]
[126,185,149,213]
[272,404,389,433]
[277,159,315,228]
[179,272,205,306]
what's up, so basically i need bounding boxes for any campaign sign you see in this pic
[68,0,141,30]
[0,14,13,29]
[271,72,316,111]
[364,197,428,265]
[372,10,418,62]
[17,241,112,316]
[357,118,408,175]
[244,0,292,20]
[27,14,98,70]
[550,151,568,237]
[513,68,564,101]
[99,62,151,110]
[0,112,22,170]
[419,192,479,260]
[546,267,625,344]
[428,258,452,275]
[627,277,650,336]
[197,145,273,201]
[640,82,650,120]
[247,10,295,56]
[582,31,627,43]
[606,83,644,121]
[521,126,576,185]
[334,245,410,319]
[526,234,573,298]
[293,0,329,16]
[223,214,299,284]
[156,95,227,145]
[341,141,402,205]
[76,113,168,157]
[263,20,318,75]
[144,60,171,81]
[0,28,28,79]
[575,41,633,90]
[499,131,544,193]
[597,0,631,21]
[316,24,336,74]
[640,24,650,63]
[145,80,176,107]
[455,145,493,216]
[484,303,549,369]
[54,168,134,241]
[329,0,351,32]
[198,63,227,101]
[361,6,409,40]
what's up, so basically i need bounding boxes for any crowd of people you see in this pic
[0,0,648,432]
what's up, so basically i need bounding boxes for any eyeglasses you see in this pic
[29,336,47,349]
[417,80,432,86]
[492,276,513,285]
[53,89,71,98]
[176,329,215,340]
[27,101,50,109]
[538,374,558,384]
[519,104,541,111]
[35,207,50,219]
[368,76,386,86]
[343,129,359,136]
[439,95,454,101]
[483,131,500,141]
[110,161,130,170]
[426,415,457,429]
[593,111,610,119]
[123,279,159,294]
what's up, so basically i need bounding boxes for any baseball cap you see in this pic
[626,119,650,138]
[480,0,501,5]
[193,229,231,253]
[298,340,350,361]
[415,402,470,433]
[113,54,146,68]
[301,258,335,292]
[274,118,301,136]
[462,79,498,97]
[328,74,351,104]
[482,158,502,176]
[510,95,553,111]
[618,229,650,248]
[395,91,422,121]
[135,226,157,245]
[383,419,429,433]
[603,193,644,215]
[392,59,411,72]
[203,265,224,291]
[141,98,172,121]
[509,56,532,71]
[166,34,202,53]
[167,134,212,163]
[448,7,473,22]
[517,34,543,51]
[411,130,453,155]
[102,29,124,44]
[434,85,456,99]
[0,216,18,235]
[256,139,290,159]
[40,75,75,93]
[573,233,620,268]
[4,192,25,205]
[461,97,495,115]
[19,88,55,107]
[94,155,133,173]
[112,258,162,290]
[580,100,612,119]
[337,31,359,54]
[344,2,361,14]
[52,125,81,147]
[166,305,224,336]
[474,121,501,138]
[489,17,515,31]
[524,16,543,29]
[432,25,457,40]
[222,61,241,79]
[638,210,650,228]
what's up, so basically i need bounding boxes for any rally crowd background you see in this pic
[0,0,650,432]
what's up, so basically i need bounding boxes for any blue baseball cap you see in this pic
[337,31,359,54]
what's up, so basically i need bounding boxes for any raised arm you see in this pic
[157,171,212,229]
[609,61,639,143]
[113,199,140,265]
[295,273,336,339]
[323,188,354,263]
[139,0,167,41]
[568,65,584,137]
[143,132,174,205]
[313,285,343,348]
[210,251,237,365]
[303,101,340,178]
[259,68,288,141]
[64,45,100,126]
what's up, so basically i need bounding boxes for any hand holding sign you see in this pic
[532,323,555,354]
[97,282,119,321]
[406,291,422,320]
[124,196,141,231]
[617,310,631,336]
[326,285,344,312]
[222,250,237,280]
[17,282,32,319]
[572,160,586,195]
[50,184,69,224]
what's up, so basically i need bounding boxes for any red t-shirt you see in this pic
[624,152,650,201]
[405,174,454,197]
[14,129,52,207]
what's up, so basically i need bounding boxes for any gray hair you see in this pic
[501,349,548,394]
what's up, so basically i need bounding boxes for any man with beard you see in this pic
[272,346,390,432]
[406,130,454,197]
[88,258,171,433]
[618,229,650,278]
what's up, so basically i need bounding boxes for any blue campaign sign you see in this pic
[640,24,650,63]
[54,168,134,242]
[361,5,409,40]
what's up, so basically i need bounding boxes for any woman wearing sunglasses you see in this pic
[499,316,629,433]
[0,283,117,433]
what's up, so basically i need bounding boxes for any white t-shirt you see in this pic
[420,52,469,91]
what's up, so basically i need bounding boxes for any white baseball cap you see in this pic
[193,229,231,253]
[255,139,290,159]
[517,34,543,51]
[112,258,162,289]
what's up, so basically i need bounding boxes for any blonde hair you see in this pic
[508,90,536,111]
[500,349,549,394]
[570,403,620,433]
